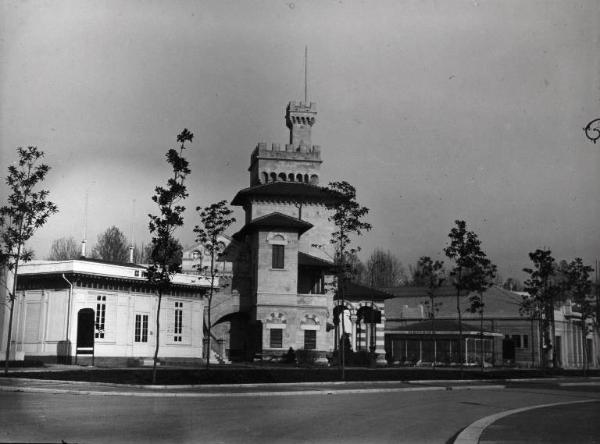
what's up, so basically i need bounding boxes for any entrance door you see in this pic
[76,308,95,358]
[133,313,150,355]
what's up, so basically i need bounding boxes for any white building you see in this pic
[0,259,210,366]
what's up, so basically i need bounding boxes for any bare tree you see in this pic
[48,236,80,260]
[91,226,129,263]
[366,248,407,287]
[1,146,58,374]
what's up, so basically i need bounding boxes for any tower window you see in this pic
[270,172,277,182]
[272,244,285,269]
[278,172,287,181]
[296,174,303,182]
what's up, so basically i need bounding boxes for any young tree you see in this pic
[325,181,371,378]
[0,146,58,374]
[564,258,594,372]
[91,226,129,263]
[464,256,497,370]
[194,200,236,368]
[519,292,542,368]
[413,256,445,367]
[47,236,80,260]
[522,249,560,368]
[366,248,407,287]
[443,220,495,374]
[146,129,193,384]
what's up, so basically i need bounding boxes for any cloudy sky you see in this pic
[1,0,599,280]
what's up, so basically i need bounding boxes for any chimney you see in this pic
[80,240,87,258]
[129,245,134,263]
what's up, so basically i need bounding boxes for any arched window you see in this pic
[270,172,277,182]
[288,173,294,182]
[310,174,319,185]
[304,174,309,183]
[296,173,303,182]
[262,172,269,183]
[278,172,287,181]
[267,233,287,269]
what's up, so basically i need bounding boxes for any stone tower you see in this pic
[248,101,322,187]
[229,98,340,362]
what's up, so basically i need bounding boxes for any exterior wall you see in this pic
[249,144,322,186]
[250,200,335,262]
[9,286,204,365]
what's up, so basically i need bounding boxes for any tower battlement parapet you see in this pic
[251,143,322,161]
[287,101,317,113]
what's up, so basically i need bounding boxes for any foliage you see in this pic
[366,248,407,287]
[47,236,80,260]
[91,226,129,262]
[0,146,57,373]
[413,256,445,317]
[146,129,193,383]
[295,349,320,367]
[145,237,183,269]
[193,200,236,368]
[444,220,496,314]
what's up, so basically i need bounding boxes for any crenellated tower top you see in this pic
[248,100,322,187]
[286,101,317,149]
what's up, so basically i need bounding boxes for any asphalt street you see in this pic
[1,382,599,443]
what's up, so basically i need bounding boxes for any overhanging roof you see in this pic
[232,212,313,240]
[298,252,335,269]
[337,282,395,302]
[231,182,342,206]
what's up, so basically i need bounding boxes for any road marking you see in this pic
[453,399,598,444]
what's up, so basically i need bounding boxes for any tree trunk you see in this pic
[152,288,162,384]
[530,316,535,368]
[480,306,484,372]
[4,257,20,375]
[581,318,588,376]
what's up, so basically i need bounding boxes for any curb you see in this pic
[453,399,598,444]
[0,376,520,390]
[0,383,506,398]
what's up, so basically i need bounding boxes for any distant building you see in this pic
[0,259,210,366]
[383,286,599,368]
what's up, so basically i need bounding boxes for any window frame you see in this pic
[270,328,283,349]
[272,244,285,269]
[304,330,317,350]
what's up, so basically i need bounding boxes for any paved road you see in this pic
[1,383,599,443]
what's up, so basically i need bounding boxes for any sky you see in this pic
[1,0,599,281]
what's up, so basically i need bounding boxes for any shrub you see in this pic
[295,349,319,367]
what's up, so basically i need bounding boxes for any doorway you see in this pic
[76,308,95,363]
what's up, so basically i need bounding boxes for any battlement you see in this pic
[251,142,321,162]
[287,101,317,113]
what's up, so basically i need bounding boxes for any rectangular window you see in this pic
[174,302,183,342]
[135,314,148,343]
[522,335,529,349]
[95,295,106,339]
[512,334,521,348]
[270,329,283,348]
[272,245,285,269]
[304,330,316,350]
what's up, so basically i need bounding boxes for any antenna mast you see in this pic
[304,45,308,103]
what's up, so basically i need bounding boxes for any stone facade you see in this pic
[226,98,339,362]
